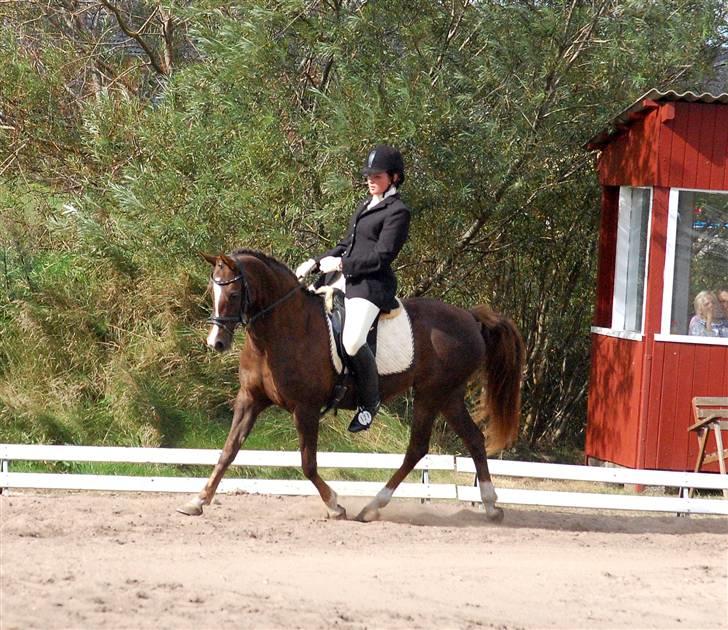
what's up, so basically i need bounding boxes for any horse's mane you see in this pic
[231,248,298,282]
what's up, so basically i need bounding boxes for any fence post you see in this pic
[420,461,430,504]
[1,457,9,495]
[471,472,484,510]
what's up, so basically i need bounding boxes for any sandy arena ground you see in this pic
[1,490,727,629]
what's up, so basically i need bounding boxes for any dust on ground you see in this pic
[1,490,727,629]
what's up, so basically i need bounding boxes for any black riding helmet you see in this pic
[362,144,405,186]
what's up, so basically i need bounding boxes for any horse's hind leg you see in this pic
[441,393,504,522]
[354,396,437,522]
[295,405,347,520]
[177,391,268,516]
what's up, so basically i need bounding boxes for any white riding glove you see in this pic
[319,256,343,274]
[295,258,317,279]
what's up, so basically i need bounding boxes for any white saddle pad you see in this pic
[324,299,414,376]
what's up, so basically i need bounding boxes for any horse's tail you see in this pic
[470,305,524,454]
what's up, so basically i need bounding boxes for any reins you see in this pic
[246,284,303,325]
[207,258,302,331]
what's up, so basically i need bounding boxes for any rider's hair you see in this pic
[389,170,405,187]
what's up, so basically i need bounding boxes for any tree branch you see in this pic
[99,0,169,76]
[413,1,613,296]
[429,0,470,87]
[158,5,175,74]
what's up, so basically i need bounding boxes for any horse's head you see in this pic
[202,252,246,352]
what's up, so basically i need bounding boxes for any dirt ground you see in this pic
[1,490,726,630]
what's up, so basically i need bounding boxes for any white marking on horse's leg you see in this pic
[324,489,346,520]
[372,487,394,510]
[176,496,205,517]
[480,480,497,505]
[480,480,504,522]
[355,487,393,522]
[207,283,223,347]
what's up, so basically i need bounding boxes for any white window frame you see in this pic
[610,186,652,335]
[659,187,728,346]
[590,326,643,341]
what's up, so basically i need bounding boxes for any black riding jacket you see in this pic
[317,192,411,310]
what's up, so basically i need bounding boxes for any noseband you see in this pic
[207,259,301,332]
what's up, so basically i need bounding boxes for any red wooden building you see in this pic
[585,89,728,472]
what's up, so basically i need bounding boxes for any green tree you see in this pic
[1,0,726,452]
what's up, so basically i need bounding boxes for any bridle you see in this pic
[207,258,302,333]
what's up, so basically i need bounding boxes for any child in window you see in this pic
[689,290,728,336]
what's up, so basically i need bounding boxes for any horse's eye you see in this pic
[230,292,241,299]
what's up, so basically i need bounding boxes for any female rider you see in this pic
[296,144,411,432]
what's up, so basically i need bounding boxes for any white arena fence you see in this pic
[1,444,727,516]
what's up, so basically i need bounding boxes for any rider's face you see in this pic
[367,172,393,196]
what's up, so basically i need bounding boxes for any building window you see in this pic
[612,187,651,333]
[664,190,728,338]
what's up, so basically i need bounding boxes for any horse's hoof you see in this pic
[485,506,504,523]
[327,506,347,520]
[354,508,379,523]
[176,500,204,516]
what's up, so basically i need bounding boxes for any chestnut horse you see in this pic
[178,249,524,522]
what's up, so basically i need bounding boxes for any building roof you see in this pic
[586,89,728,150]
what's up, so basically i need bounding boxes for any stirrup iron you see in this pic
[347,345,380,433]
[348,404,380,433]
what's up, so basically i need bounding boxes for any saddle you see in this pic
[314,285,412,414]
[317,286,382,361]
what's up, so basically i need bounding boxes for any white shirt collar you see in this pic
[367,185,397,209]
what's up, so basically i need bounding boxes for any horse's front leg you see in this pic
[177,391,268,516]
[295,405,347,520]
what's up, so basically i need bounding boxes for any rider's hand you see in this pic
[295,258,317,279]
[319,256,343,274]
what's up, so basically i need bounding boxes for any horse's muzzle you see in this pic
[211,339,227,352]
[206,324,233,352]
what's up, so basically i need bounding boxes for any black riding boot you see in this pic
[348,344,380,433]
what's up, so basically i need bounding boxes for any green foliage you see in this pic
[0,30,80,180]
[1,1,727,454]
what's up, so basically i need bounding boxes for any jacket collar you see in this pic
[358,189,400,218]
[367,185,398,209]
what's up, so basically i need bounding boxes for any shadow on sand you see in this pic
[344,500,728,535]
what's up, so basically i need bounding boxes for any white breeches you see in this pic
[343,297,380,356]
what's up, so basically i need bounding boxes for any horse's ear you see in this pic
[200,252,218,266]
[219,253,238,271]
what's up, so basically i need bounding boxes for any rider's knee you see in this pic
[342,332,366,357]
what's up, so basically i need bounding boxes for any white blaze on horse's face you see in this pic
[206,281,225,350]
[205,256,244,352]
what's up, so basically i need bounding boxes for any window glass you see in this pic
[613,188,650,332]
[670,191,728,337]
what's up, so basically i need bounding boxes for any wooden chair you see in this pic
[687,397,728,498]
